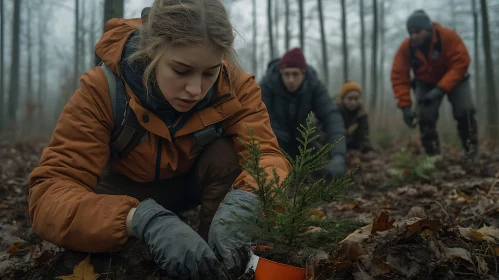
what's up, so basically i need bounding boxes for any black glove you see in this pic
[401,107,415,128]
[421,87,444,104]
[323,154,346,180]
[132,199,228,280]
[209,189,258,277]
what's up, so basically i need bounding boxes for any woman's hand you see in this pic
[132,199,228,280]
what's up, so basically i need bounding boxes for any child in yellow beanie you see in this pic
[335,81,373,153]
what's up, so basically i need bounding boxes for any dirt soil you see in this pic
[0,139,498,279]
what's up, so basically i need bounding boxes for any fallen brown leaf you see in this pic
[371,211,395,234]
[370,257,392,277]
[56,255,100,280]
[458,226,499,243]
[337,241,367,261]
[458,227,485,242]
[443,247,475,271]
[33,250,52,265]
[404,218,441,239]
[8,241,23,256]
[475,226,499,243]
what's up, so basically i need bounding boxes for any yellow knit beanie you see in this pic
[339,81,362,100]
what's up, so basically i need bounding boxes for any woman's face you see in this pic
[343,90,362,111]
[155,43,224,112]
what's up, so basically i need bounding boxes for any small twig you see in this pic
[454,271,480,277]
[105,257,113,280]
[486,169,499,196]
[429,200,451,222]
[458,205,499,225]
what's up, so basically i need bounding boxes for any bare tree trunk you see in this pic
[298,0,304,51]
[284,0,290,51]
[480,0,498,138]
[341,0,348,81]
[318,0,329,87]
[79,0,86,75]
[74,0,79,88]
[360,0,366,92]
[38,3,46,129]
[252,0,257,76]
[378,0,386,125]
[450,0,456,30]
[369,0,378,113]
[27,4,33,101]
[274,1,279,56]
[103,0,124,29]
[89,0,97,69]
[267,0,275,59]
[7,0,21,125]
[0,0,4,131]
[472,0,480,115]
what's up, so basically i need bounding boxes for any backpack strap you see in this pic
[190,124,223,156]
[100,64,147,160]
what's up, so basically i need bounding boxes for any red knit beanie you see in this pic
[279,48,307,70]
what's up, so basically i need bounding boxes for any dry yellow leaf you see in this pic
[476,256,489,275]
[458,226,499,244]
[56,255,100,280]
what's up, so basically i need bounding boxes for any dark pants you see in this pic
[415,78,478,155]
[94,137,242,241]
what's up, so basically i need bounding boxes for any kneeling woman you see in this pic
[28,1,290,279]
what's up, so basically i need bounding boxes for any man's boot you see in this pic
[419,121,440,156]
[457,114,479,164]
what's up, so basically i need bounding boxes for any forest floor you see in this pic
[0,138,498,279]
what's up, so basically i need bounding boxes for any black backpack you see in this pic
[97,63,222,160]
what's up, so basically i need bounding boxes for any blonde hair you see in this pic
[128,0,242,94]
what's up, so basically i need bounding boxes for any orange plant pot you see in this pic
[247,246,306,280]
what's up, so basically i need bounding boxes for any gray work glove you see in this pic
[132,199,228,280]
[421,87,444,104]
[401,106,415,128]
[323,154,346,180]
[208,189,259,278]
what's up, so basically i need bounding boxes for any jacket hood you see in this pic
[95,18,141,75]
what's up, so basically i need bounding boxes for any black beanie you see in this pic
[406,10,432,32]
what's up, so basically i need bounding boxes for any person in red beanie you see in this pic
[260,48,347,180]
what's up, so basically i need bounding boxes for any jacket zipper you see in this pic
[152,94,232,181]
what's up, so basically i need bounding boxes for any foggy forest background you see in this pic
[0,0,498,144]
